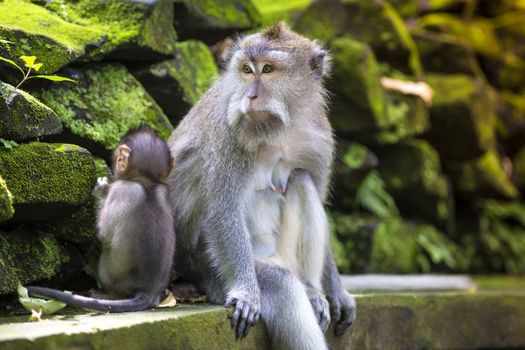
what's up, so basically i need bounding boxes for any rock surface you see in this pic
[132,40,218,123]
[0,82,62,142]
[0,143,96,221]
[1,277,524,350]
[32,64,173,157]
[0,227,64,294]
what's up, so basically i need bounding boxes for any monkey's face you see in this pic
[226,49,291,131]
[224,22,330,139]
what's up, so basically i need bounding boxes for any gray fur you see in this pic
[168,22,355,347]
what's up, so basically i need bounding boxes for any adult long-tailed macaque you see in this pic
[28,127,175,313]
[168,22,356,349]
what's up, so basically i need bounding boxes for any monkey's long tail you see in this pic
[26,286,151,313]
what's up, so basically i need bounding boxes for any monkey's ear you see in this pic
[311,49,331,80]
[117,144,131,172]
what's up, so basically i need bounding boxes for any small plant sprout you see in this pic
[0,55,75,89]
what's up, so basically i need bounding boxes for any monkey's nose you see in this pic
[247,81,259,100]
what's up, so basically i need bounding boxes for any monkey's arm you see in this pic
[322,247,356,336]
[92,177,111,202]
[205,197,261,338]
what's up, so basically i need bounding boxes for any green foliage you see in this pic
[0,54,75,89]
[477,201,525,274]
[415,224,464,272]
[355,170,400,219]
[17,284,66,316]
[342,143,368,169]
[0,138,18,150]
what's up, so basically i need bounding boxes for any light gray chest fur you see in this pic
[244,145,292,258]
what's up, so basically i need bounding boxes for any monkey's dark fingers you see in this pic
[243,308,259,338]
[231,300,243,330]
[335,304,356,337]
[236,302,251,339]
[311,296,330,333]
[330,298,342,324]
[319,306,330,334]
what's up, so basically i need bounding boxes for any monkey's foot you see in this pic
[225,290,261,339]
[308,290,330,333]
[329,290,356,336]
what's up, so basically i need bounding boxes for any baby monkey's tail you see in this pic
[27,286,151,313]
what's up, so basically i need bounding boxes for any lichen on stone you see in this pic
[171,40,219,105]
[41,0,178,59]
[0,142,96,207]
[33,64,173,152]
[0,175,14,223]
[0,82,62,142]
[0,0,105,75]
[0,229,64,294]
[447,150,519,200]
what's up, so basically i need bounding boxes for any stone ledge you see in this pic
[1,278,524,349]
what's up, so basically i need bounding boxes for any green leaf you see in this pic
[0,56,24,74]
[32,63,43,72]
[28,75,76,83]
[19,55,36,68]
[17,284,67,315]
[0,138,18,150]
[0,39,15,45]
[355,170,400,219]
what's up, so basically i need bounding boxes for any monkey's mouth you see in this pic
[246,111,277,123]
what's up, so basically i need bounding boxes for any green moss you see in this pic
[331,213,464,273]
[426,74,476,106]
[0,0,105,74]
[0,229,63,294]
[0,176,14,222]
[376,86,430,144]
[94,157,111,178]
[169,40,218,106]
[184,0,261,29]
[43,0,177,59]
[0,142,95,206]
[448,151,518,200]
[293,0,346,42]
[40,158,109,245]
[331,213,379,273]
[330,37,387,129]
[33,64,173,151]
[390,0,460,17]
[0,82,62,142]
[414,13,502,58]
[426,74,496,161]
[370,218,463,273]
[342,143,369,169]
[254,0,310,26]
[475,200,525,274]
[341,0,423,77]
[375,139,452,226]
[371,219,419,273]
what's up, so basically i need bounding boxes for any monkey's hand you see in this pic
[225,289,261,339]
[93,177,110,198]
[328,288,356,336]
[306,287,330,333]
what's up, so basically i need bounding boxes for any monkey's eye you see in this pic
[242,64,253,74]
[262,64,274,73]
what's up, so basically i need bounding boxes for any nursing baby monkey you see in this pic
[168,22,356,349]
[28,127,175,312]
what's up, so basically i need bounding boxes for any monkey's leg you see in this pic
[280,169,331,332]
[255,260,328,350]
[323,247,357,336]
